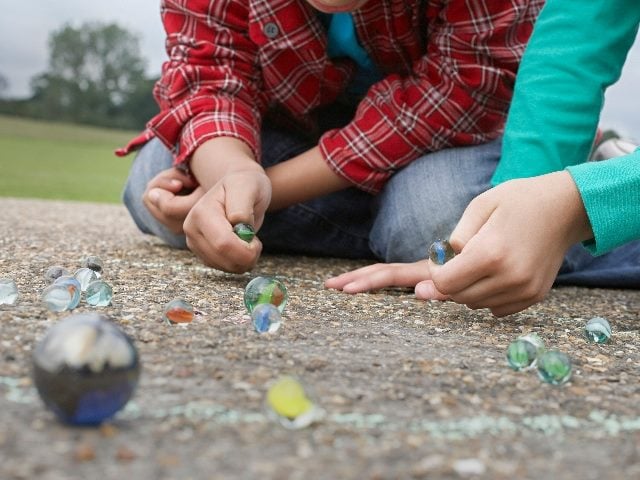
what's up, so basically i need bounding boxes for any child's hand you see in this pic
[325,260,441,293]
[183,169,271,273]
[143,167,203,234]
[424,171,593,317]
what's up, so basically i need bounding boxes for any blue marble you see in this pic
[428,240,455,265]
[252,303,282,333]
[31,313,140,425]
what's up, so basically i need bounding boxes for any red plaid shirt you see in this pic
[118,0,543,193]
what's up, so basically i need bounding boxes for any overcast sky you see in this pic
[1,1,639,139]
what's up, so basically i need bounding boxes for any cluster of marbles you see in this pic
[0,278,19,305]
[163,299,195,325]
[506,332,572,386]
[233,223,255,243]
[244,276,288,334]
[584,317,612,344]
[428,239,455,265]
[265,376,324,429]
[41,256,113,311]
[32,312,140,425]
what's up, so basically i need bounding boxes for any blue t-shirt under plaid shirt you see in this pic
[319,12,382,96]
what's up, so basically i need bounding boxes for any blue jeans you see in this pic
[123,130,501,262]
[122,129,640,287]
[556,242,640,288]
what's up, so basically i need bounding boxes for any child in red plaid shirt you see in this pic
[120,0,542,273]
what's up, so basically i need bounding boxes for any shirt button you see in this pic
[263,22,279,38]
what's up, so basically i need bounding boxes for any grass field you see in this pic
[0,115,137,203]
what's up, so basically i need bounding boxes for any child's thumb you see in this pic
[148,188,169,207]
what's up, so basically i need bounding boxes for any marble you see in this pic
[537,350,572,386]
[31,312,140,425]
[0,278,19,305]
[428,239,455,265]
[244,276,288,314]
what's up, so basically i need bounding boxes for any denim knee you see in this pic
[122,138,188,249]
[369,139,501,262]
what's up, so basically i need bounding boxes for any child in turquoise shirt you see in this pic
[326,0,640,316]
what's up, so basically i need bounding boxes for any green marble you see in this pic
[537,350,572,386]
[233,223,255,242]
[244,276,288,313]
[506,332,545,371]
[584,317,612,344]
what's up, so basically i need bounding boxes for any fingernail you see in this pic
[148,189,160,204]
[415,282,436,299]
[170,179,182,187]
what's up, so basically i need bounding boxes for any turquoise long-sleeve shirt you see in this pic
[493,0,640,254]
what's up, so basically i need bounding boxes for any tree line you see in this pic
[0,22,158,131]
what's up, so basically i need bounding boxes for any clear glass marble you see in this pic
[506,332,545,371]
[233,223,255,242]
[428,239,455,265]
[44,266,70,283]
[53,275,82,309]
[265,376,324,430]
[537,350,572,386]
[85,280,113,307]
[32,312,140,425]
[584,317,612,344]
[0,278,19,305]
[252,303,282,333]
[163,299,194,324]
[41,284,73,312]
[81,255,104,274]
[244,276,288,314]
[74,268,99,292]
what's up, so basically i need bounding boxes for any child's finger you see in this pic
[325,264,385,289]
[428,243,494,296]
[449,193,497,252]
[148,177,183,193]
[340,267,403,293]
[414,280,449,301]
[489,300,537,318]
[224,183,257,227]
